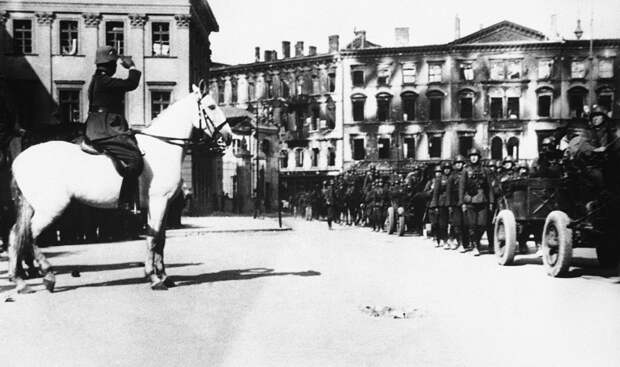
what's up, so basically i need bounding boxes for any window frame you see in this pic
[460,62,474,81]
[279,150,289,169]
[295,148,305,168]
[428,95,442,121]
[537,89,553,118]
[401,92,416,121]
[351,94,366,122]
[427,134,443,159]
[571,60,586,79]
[428,63,442,83]
[327,147,336,167]
[352,137,366,161]
[352,69,365,87]
[377,137,391,159]
[490,60,505,80]
[402,62,417,85]
[537,59,553,80]
[151,22,171,57]
[12,19,33,55]
[376,93,392,122]
[490,97,503,119]
[58,88,81,124]
[599,58,614,79]
[310,148,320,167]
[59,20,79,56]
[105,21,125,55]
[403,136,416,159]
[507,97,520,119]
[150,89,172,120]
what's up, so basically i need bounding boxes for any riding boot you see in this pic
[119,176,141,214]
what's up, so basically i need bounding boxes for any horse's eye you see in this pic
[208,105,216,110]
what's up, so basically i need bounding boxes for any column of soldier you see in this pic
[313,145,556,256]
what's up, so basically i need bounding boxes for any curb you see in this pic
[166,226,292,238]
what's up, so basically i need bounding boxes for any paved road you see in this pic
[1,218,619,367]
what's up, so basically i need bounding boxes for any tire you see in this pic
[494,209,517,265]
[387,207,396,234]
[397,215,406,236]
[542,211,573,277]
[596,241,620,268]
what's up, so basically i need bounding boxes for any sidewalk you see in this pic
[166,216,291,237]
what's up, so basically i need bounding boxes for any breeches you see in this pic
[92,135,143,178]
[465,204,488,243]
[449,207,463,239]
[435,207,449,240]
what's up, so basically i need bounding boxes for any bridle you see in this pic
[134,91,228,150]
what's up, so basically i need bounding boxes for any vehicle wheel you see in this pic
[494,209,517,265]
[387,207,395,234]
[596,240,620,268]
[542,211,573,277]
[397,215,406,236]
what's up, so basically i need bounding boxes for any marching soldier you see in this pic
[499,155,517,182]
[447,155,466,250]
[322,181,335,230]
[459,148,494,256]
[432,162,451,249]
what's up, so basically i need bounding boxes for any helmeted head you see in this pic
[95,45,119,75]
[453,154,465,171]
[467,147,481,164]
[191,80,232,148]
[441,161,452,175]
[590,105,609,128]
[517,162,529,176]
[434,164,442,177]
[541,136,555,152]
[486,159,498,172]
[502,155,515,171]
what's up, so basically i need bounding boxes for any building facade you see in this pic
[206,20,620,202]
[0,0,219,214]
[341,21,619,166]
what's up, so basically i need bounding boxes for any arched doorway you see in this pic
[507,137,520,159]
[491,136,503,160]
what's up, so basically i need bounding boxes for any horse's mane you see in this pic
[143,92,196,137]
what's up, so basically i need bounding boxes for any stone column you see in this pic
[34,12,55,118]
[82,13,101,116]
[128,14,147,126]
[174,14,190,95]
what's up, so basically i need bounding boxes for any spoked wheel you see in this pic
[494,210,517,265]
[542,211,573,277]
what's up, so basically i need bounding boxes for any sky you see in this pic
[208,0,620,65]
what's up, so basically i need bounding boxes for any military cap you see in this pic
[95,45,119,65]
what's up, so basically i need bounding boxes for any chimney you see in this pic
[255,46,260,62]
[454,15,461,39]
[395,27,409,46]
[354,30,366,48]
[272,50,278,61]
[328,35,339,53]
[308,46,317,56]
[295,41,304,57]
[282,41,291,58]
[550,14,559,39]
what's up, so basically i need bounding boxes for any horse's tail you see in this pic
[9,176,34,264]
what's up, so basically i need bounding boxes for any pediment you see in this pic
[452,20,547,45]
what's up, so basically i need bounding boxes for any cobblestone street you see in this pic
[1,217,619,367]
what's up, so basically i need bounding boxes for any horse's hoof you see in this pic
[150,280,168,291]
[43,273,56,293]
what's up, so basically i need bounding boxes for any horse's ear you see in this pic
[198,79,207,97]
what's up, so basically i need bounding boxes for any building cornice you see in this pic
[211,54,338,76]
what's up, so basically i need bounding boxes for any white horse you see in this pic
[8,82,231,292]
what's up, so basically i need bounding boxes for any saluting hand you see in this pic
[120,56,135,69]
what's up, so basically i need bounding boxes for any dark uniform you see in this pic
[459,148,494,256]
[447,155,466,250]
[431,163,451,248]
[322,182,335,229]
[532,137,562,178]
[85,46,143,208]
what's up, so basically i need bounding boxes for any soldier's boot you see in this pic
[119,176,141,215]
[472,242,481,256]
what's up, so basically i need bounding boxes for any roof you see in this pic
[450,20,547,45]
[346,32,381,50]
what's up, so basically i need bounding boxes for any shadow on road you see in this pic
[51,261,201,275]
[168,268,321,288]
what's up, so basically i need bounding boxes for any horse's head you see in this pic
[192,80,232,148]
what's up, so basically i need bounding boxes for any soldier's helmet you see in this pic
[95,45,119,65]
[517,162,529,174]
[495,160,503,169]
[467,148,481,157]
[441,161,452,170]
[542,136,555,147]
[454,154,466,163]
[487,159,498,168]
[502,155,515,164]
[590,105,609,127]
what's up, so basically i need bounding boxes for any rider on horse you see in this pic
[85,45,143,209]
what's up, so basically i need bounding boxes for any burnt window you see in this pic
[282,81,290,98]
[404,137,416,159]
[105,22,124,55]
[429,97,442,121]
[13,20,32,54]
[352,95,366,122]
[152,22,170,56]
[328,148,336,167]
[295,149,304,167]
[217,83,225,104]
[569,90,586,118]
[491,136,503,160]
[402,92,416,121]
[378,138,390,159]
[538,95,552,117]
[328,72,336,93]
[598,94,613,114]
[311,148,319,167]
[231,80,238,103]
[352,138,366,160]
[376,94,391,122]
[460,63,474,81]
[458,135,473,157]
[58,89,80,124]
[352,70,364,87]
[507,97,520,119]
[326,98,336,129]
[460,97,473,119]
[428,135,442,159]
[59,20,78,55]
[310,103,320,130]
[490,97,503,119]
[507,137,520,159]
[280,150,289,169]
[151,91,171,119]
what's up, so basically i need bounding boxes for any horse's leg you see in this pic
[145,196,169,290]
[8,193,35,293]
[29,211,61,292]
